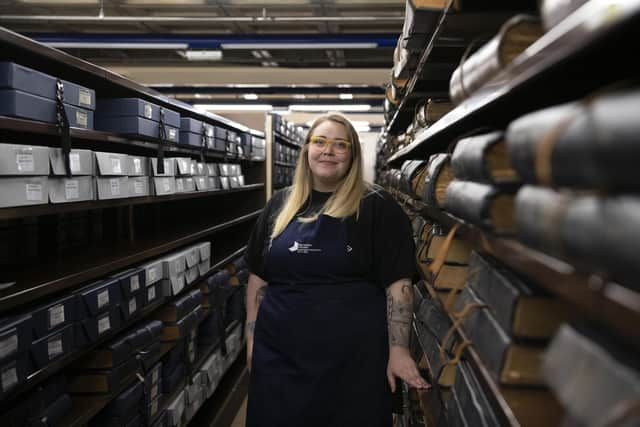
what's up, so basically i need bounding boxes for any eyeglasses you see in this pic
[308,136,352,154]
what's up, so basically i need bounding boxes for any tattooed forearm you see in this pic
[256,285,267,306]
[386,279,413,348]
[246,321,256,334]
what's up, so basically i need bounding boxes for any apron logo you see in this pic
[346,245,353,253]
[288,241,322,254]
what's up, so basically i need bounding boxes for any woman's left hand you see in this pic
[387,345,430,392]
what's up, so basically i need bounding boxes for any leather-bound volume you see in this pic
[443,180,516,235]
[68,357,137,395]
[506,90,640,190]
[413,283,454,353]
[432,264,467,291]
[415,98,453,128]
[422,153,454,209]
[467,252,564,340]
[454,362,499,427]
[401,0,455,51]
[160,307,201,342]
[451,131,519,186]
[500,387,563,427]
[400,160,427,197]
[543,324,640,427]
[515,186,640,290]
[453,286,546,386]
[449,15,543,105]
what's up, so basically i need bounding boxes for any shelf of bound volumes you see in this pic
[385,0,640,166]
[379,1,640,427]
[0,25,260,427]
[264,113,304,197]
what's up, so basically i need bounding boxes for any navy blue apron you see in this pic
[247,214,392,427]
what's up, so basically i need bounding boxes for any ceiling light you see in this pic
[221,43,377,50]
[355,125,371,132]
[293,94,306,100]
[194,104,273,111]
[260,50,272,58]
[19,0,98,3]
[243,94,259,100]
[289,104,372,112]
[339,93,354,100]
[46,42,188,49]
[178,50,223,61]
[251,51,263,59]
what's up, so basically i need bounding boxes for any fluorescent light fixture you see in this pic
[19,0,98,3]
[46,42,188,49]
[293,94,306,100]
[221,43,377,50]
[339,93,353,100]
[289,104,372,112]
[251,50,263,59]
[351,121,370,127]
[355,125,371,132]
[194,104,273,111]
[243,93,259,100]
[178,50,223,61]
[260,50,272,58]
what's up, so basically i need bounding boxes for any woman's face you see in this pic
[307,120,353,191]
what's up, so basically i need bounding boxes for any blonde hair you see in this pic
[271,113,369,239]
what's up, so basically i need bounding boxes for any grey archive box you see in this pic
[175,177,195,193]
[129,177,150,197]
[175,158,193,176]
[180,118,213,148]
[48,176,95,204]
[94,152,129,176]
[151,177,176,196]
[96,98,180,142]
[96,177,130,200]
[0,143,50,175]
[128,156,149,177]
[0,177,49,208]
[150,158,176,177]
[49,148,93,176]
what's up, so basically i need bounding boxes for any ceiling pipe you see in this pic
[0,15,403,23]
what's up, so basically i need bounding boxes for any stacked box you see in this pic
[218,163,243,189]
[150,158,176,196]
[199,348,223,399]
[110,268,147,319]
[225,130,240,159]
[48,147,95,204]
[251,136,266,161]
[185,371,205,421]
[162,343,185,394]
[92,381,143,427]
[180,118,213,148]
[128,155,150,197]
[161,252,186,297]
[166,390,186,427]
[174,157,195,193]
[74,278,123,347]
[96,98,180,143]
[0,143,50,208]
[141,259,164,306]
[94,151,130,200]
[0,62,95,129]
[212,126,227,152]
[29,296,77,370]
[196,242,211,277]
[0,314,33,399]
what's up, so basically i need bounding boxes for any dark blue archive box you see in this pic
[0,62,95,129]
[0,314,34,399]
[30,323,75,369]
[93,380,143,427]
[180,117,214,148]
[31,294,79,339]
[212,126,227,152]
[96,98,181,143]
[5,375,71,427]
[74,278,123,346]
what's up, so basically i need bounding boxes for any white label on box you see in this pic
[176,179,184,192]
[78,89,92,107]
[150,383,159,400]
[152,369,159,384]
[0,332,18,359]
[144,104,153,119]
[110,178,121,196]
[97,289,110,309]
[25,183,42,201]
[47,336,63,360]
[76,111,88,128]
[148,268,157,283]
[164,159,171,173]
[16,153,34,172]
[128,297,137,314]
[148,286,156,302]
[98,314,111,335]
[162,178,171,193]
[69,153,81,173]
[65,180,79,200]
[168,128,177,140]
[1,365,18,392]
[151,399,158,417]
[133,158,142,174]
[48,304,65,329]
[130,275,140,292]
[134,180,144,195]
[110,157,122,174]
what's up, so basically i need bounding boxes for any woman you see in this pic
[244,113,428,427]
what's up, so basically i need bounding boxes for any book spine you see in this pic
[451,131,503,183]
[540,0,591,30]
[443,180,496,230]
[422,153,450,208]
